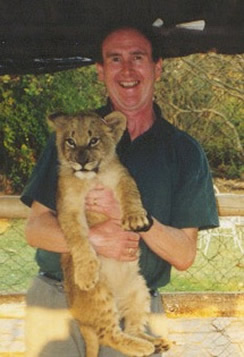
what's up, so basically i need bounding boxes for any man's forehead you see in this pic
[104,49,148,58]
[102,28,152,54]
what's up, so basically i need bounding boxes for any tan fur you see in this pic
[48,111,171,356]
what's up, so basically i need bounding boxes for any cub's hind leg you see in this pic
[80,325,99,357]
[92,289,155,356]
[121,283,171,354]
[79,304,155,357]
[135,331,171,354]
[124,310,171,354]
[99,327,154,357]
[70,280,154,357]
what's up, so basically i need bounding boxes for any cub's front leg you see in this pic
[57,181,100,291]
[115,167,153,233]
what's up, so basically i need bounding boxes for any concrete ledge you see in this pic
[0,194,243,218]
[0,196,30,219]
[1,293,243,318]
[216,194,244,216]
[163,292,244,318]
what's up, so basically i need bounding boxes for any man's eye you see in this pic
[89,137,100,146]
[111,56,120,63]
[65,138,76,148]
[134,55,143,61]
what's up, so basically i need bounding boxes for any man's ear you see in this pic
[96,63,105,81]
[104,111,127,142]
[155,58,163,81]
[47,112,68,131]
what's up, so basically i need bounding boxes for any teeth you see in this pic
[119,81,139,88]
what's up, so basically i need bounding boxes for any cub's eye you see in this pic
[65,138,76,148]
[89,137,100,147]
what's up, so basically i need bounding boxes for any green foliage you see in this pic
[0,74,50,192]
[46,66,106,113]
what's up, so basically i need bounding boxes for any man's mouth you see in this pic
[119,81,140,88]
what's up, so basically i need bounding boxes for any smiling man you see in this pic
[96,28,162,137]
[22,25,219,356]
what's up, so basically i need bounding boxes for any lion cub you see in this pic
[48,111,171,357]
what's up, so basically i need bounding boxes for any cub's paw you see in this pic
[128,339,154,357]
[153,337,172,353]
[122,212,153,232]
[74,258,100,291]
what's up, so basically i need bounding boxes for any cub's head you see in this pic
[48,111,127,178]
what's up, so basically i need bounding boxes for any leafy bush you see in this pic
[0,74,50,192]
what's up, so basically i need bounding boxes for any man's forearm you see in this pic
[25,202,68,253]
[140,218,198,271]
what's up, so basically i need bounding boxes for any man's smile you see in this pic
[119,80,140,88]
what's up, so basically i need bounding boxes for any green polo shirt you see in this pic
[21,102,219,289]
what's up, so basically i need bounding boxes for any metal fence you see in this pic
[0,215,243,356]
[0,218,38,294]
[166,217,244,293]
[0,216,243,295]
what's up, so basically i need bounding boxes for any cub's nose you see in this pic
[77,149,89,166]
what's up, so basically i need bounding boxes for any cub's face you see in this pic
[48,111,126,178]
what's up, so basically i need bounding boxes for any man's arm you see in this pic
[86,186,198,271]
[26,193,198,270]
[25,200,140,262]
[25,201,68,253]
[140,220,198,271]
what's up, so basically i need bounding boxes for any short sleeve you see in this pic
[170,132,219,230]
[21,133,58,211]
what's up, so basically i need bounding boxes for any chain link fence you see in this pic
[166,217,244,293]
[156,53,244,181]
[0,216,243,294]
[0,218,38,294]
[0,215,243,356]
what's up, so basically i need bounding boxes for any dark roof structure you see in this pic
[0,0,243,74]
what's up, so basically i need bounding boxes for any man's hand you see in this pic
[89,219,140,261]
[86,184,140,261]
[85,184,121,220]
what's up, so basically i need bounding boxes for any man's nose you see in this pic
[121,60,134,74]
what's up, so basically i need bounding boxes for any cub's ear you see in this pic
[104,111,127,142]
[47,112,68,131]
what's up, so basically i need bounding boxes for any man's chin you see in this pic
[112,98,142,112]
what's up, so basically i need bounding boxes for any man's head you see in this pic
[95,27,162,114]
[95,25,162,65]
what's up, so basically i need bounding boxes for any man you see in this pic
[22,25,219,356]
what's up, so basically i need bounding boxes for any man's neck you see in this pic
[113,104,155,141]
[127,113,154,141]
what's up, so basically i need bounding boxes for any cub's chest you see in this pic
[99,256,140,295]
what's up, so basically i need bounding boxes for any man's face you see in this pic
[96,28,162,113]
